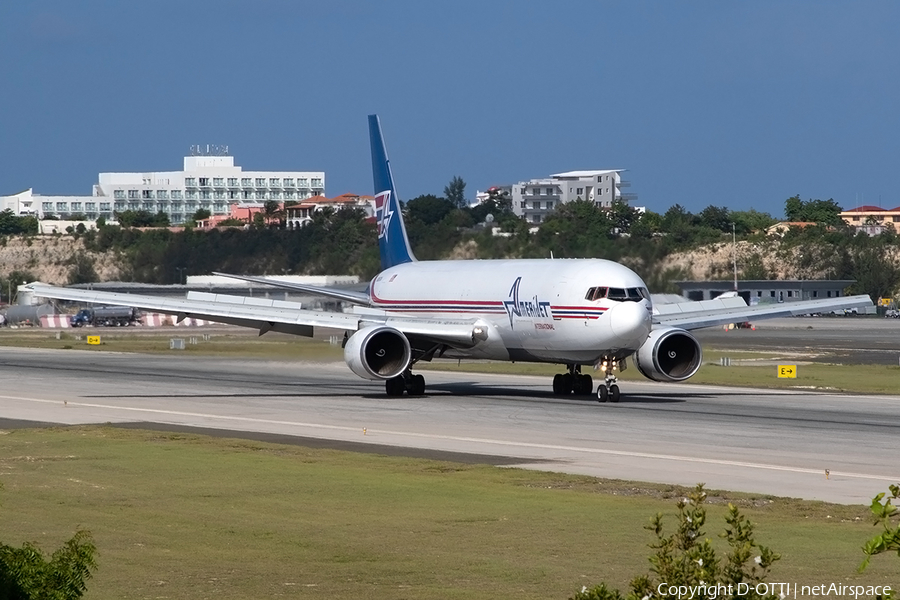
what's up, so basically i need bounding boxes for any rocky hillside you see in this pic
[0,236,122,285]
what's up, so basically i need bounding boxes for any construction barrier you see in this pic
[141,313,213,327]
[39,315,72,328]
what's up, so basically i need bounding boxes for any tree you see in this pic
[263,200,283,227]
[67,253,99,285]
[444,176,467,209]
[698,205,732,232]
[192,208,211,222]
[405,195,455,225]
[783,195,842,226]
[0,484,97,599]
[572,484,780,600]
[859,484,900,576]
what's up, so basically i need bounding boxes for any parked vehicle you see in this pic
[70,306,141,327]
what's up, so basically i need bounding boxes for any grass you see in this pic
[0,426,896,600]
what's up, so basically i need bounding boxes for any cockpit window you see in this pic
[586,286,649,302]
[585,286,609,301]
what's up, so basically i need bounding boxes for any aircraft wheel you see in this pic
[579,374,593,396]
[609,385,620,403]
[552,374,563,395]
[408,374,426,396]
[385,376,405,397]
[560,373,574,394]
[596,384,608,403]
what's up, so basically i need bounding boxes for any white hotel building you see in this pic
[1,153,325,225]
[510,170,635,224]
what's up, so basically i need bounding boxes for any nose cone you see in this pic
[609,302,652,349]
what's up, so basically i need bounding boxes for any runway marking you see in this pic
[2,394,898,484]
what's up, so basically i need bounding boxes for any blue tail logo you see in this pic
[369,114,416,270]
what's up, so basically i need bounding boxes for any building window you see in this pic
[214,191,225,199]
[42,202,52,211]
[199,177,210,186]
[297,178,308,187]
[577,188,583,195]
[546,201,553,209]
[284,191,295,199]
[311,178,323,188]
[256,191,266,200]
[532,201,540,210]
[242,191,252,199]
[128,190,139,199]
[546,188,554,195]
[270,191,281,199]
[100,202,111,211]
[142,202,153,211]
[170,190,182,199]
[71,202,83,211]
[269,178,280,186]
[142,190,153,198]
[813,290,818,298]
[56,202,68,211]
[227,178,238,186]
[185,177,197,186]
[241,178,252,186]
[114,201,125,210]
[186,190,198,199]
[200,191,211,199]
[255,178,266,186]
[283,178,294,187]
[157,202,168,210]
[228,191,239,199]
[532,215,541,223]
[156,190,168,199]
[114,190,125,199]
[213,177,224,187]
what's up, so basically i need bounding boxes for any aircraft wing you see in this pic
[25,283,485,348]
[212,272,372,306]
[654,294,874,330]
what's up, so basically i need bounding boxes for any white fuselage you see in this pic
[368,258,653,364]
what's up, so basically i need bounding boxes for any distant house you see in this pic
[196,194,375,230]
[839,205,900,234]
[765,221,819,236]
[284,193,374,229]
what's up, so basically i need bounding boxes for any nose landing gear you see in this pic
[595,357,623,403]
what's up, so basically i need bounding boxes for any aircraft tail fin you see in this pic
[369,114,416,269]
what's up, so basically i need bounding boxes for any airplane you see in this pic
[27,115,873,402]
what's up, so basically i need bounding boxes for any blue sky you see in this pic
[2,1,898,217]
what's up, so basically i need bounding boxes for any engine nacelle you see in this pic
[343,326,412,381]
[634,326,702,382]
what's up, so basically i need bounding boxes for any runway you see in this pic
[1,346,898,505]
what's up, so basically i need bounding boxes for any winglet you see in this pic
[369,114,416,269]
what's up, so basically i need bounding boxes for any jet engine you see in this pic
[633,326,702,382]
[343,326,412,380]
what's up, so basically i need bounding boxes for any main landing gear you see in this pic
[385,370,426,397]
[552,364,594,396]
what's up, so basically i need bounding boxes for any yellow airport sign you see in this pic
[87,336,101,345]
[777,365,797,378]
